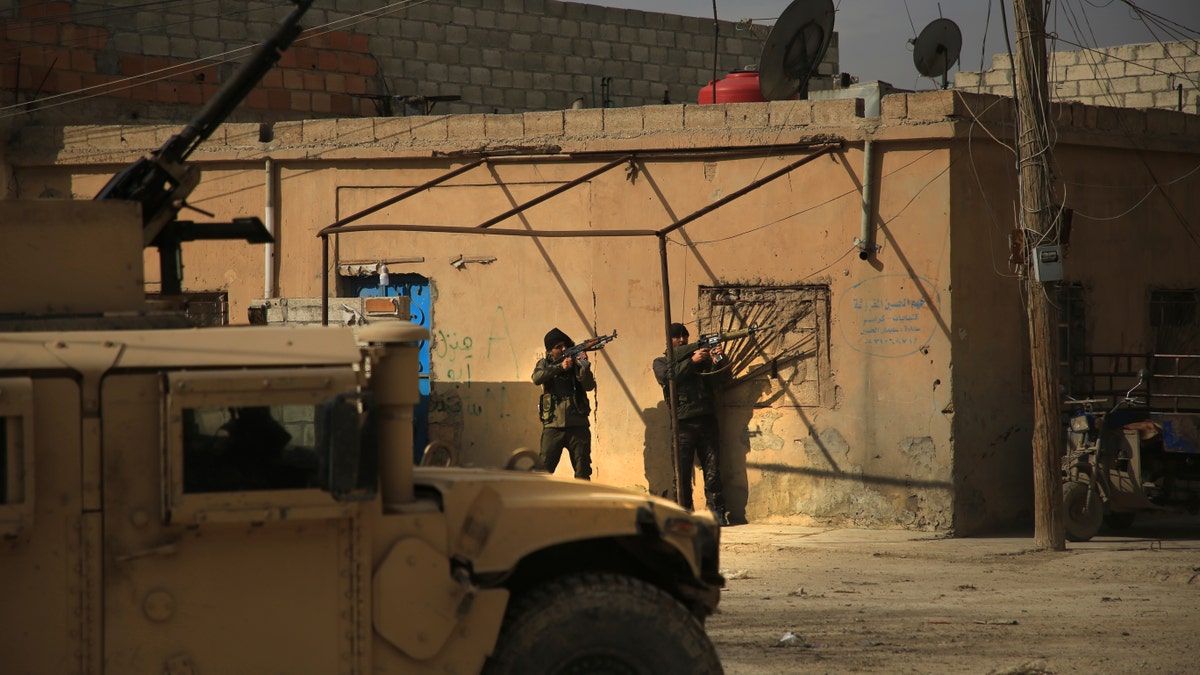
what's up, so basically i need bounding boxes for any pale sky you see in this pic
[591,0,1200,91]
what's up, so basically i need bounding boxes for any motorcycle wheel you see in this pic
[1064,480,1103,542]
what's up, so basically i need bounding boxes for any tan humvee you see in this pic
[0,200,723,674]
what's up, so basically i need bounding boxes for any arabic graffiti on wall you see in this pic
[839,274,940,357]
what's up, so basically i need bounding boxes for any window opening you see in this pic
[182,404,320,493]
[1057,283,1087,397]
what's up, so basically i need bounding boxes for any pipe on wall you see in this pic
[855,139,880,260]
[264,157,276,298]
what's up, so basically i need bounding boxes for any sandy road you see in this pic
[706,517,1200,674]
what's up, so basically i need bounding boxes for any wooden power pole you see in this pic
[1012,0,1065,550]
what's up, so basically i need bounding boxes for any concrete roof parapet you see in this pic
[604,106,644,132]
[725,101,769,128]
[683,103,727,129]
[485,113,525,139]
[523,110,564,136]
[447,113,486,139]
[301,118,339,145]
[410,115,449,141]
[116,124,160,151]
[880,93,907,120]
[768,99,813,126]
[272,121,304,147]
[334,118,376,145]
[811,98,862,126]
[373,117,414,146]
[1143,107,1187,136]
[225,123,264,147]
[564,108,603,134]
[643,104,683,131]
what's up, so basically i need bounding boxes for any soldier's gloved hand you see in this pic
[578,353,591,369]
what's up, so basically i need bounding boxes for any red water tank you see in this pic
[697,71,766,104]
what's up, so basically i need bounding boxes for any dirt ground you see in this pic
[706,514,1200,674]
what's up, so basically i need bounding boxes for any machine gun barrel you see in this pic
[95,0,314,245]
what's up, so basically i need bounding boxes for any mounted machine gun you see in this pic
[94,0,314,295]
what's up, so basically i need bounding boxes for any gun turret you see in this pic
[95,0,314,294]
[673,325,771,365]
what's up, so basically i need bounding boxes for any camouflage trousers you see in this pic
[539,426,592,480]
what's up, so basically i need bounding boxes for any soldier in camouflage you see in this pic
[653,322,729,525]
[531,327,595,479]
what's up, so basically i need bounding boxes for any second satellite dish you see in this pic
[758,0,835,101]
[912,18,962,89]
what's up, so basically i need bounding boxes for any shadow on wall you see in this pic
[643,398,757,524]
[642,402,675,502]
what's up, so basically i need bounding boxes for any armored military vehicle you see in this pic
[0,2,723,673]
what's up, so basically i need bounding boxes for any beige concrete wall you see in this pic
[955,40,1200,113]
[9,91,1200,533]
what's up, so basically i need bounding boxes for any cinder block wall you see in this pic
[954,40,1199,113]
[1,0,838,126]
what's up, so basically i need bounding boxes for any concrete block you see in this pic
[725,102,768,128]
[564,108,603,134]
[1111,77,1138,94]
[604,107,644,132]
[983,69,1013,86]
[1144,107,1175,134]
[524,110,564,135]
[643,104,684,130]
[1153,90,1181,109]
[1094,105,1120,131]
[812,98,862,125]
[1137,74,1171,92]
[225,124,260,146]
[1166,41,1199,58]
[447,113,486,139]
[301,119,339,144]
[906,90,960,120]
[1186,111,1200,137]
[683,103,726,129]
[954,71,981,89]
[1064,64,1095,81]
[1116,107,1146,134]
[485,113,524,138]
[1135,43,1167,60]
[767,99,812,126]
[410,115,448,141]
[880,94,907,120]
[271,121,304,146]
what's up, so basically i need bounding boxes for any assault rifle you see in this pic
[673,325,771,365]
[95,0,314,294]
[552,330,619,365]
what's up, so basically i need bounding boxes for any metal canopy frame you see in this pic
[316,141,840,505]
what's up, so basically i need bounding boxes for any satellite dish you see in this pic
[758,0,835,101]
[912,18,962,89]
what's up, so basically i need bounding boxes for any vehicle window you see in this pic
[182,404,320,493]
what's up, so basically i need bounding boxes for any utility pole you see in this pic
[1012,0,1065,550]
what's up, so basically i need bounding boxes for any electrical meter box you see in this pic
[1033,245,1063,283]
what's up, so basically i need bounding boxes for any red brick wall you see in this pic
[1,2,382,120]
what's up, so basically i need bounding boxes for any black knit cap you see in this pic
[669,322,689,339]
[544,327,573,351]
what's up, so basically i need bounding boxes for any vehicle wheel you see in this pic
[1104,511,1136,531]
[1064,480,1103,542]
[483,573,722,675]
